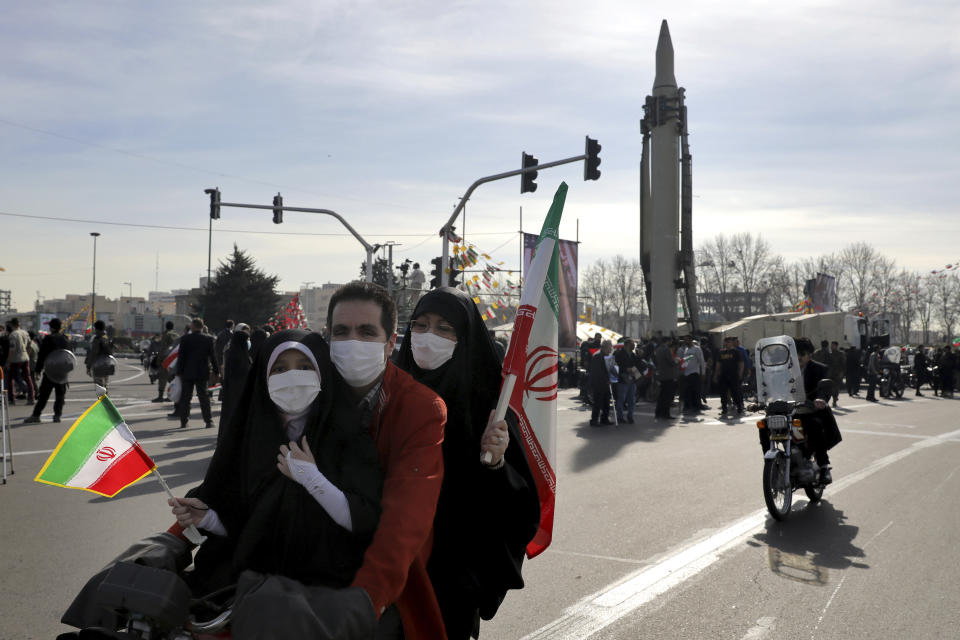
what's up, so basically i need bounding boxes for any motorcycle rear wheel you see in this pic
[763,454,792,521]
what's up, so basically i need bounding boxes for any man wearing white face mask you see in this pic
[326,281,448,639]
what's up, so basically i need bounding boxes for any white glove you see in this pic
[197,508,228,537]
[285,453,353,532]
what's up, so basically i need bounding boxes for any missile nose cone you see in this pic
[653,19,676,91]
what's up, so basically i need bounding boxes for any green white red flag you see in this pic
[35,395,156,498]
[499,182,566,558]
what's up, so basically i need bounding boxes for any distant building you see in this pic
[299,283,342,332]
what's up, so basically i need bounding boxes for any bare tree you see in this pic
[608,255,645,335]
[728,232,778,316]
[932,272,960,341]
[889,269,921,342]
[582,258,612,327]
[869,255,898,315]
[917,275,938,344]
[838,242,879,312]
[696,235,736,318]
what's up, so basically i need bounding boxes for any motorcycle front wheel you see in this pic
[763,453,792,521]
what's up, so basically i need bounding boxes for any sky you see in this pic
[1,0,958,312]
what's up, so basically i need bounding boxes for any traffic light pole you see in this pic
[215,200,379,282]
[438,147,596,287]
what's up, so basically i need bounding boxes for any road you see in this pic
[2,360,958,639]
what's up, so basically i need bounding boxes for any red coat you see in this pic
[351,362,447,640]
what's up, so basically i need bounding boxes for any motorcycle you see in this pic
[753,336,830,521]
[57,534,233,640]
[878,347,905,399]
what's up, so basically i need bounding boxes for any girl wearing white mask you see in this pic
[395,287,541,640]
[166,329,382,636]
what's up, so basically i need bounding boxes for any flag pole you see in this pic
[153,469,206,545]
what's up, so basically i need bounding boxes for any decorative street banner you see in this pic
[524,233,578,350]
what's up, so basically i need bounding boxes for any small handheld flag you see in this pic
[35,395,205,544]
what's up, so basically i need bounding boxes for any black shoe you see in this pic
[204,421,214,429]
[167,413,180,420]
[819,467,833,485]
[23,415,41,424]
[589,420,600,427]
[626,417,634,424]
[916,392,924,397]
[151,397,165,403]
[53,415,61,423]
[180,422,188,429]
[600,419,613,425]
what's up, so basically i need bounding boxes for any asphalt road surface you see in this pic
[2,360,958,639]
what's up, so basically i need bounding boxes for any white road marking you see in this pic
[810,520,893,638]
[524,429,960,640]
[741,616,776,640]
[547,549,647,565]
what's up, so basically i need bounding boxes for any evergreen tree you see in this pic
[198,244,281,328]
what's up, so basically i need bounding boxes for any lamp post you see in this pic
[122,282,132,298]
[90,232,101,327]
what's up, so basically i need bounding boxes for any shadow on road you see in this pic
[570,411,672,472]
[747,500,868,586]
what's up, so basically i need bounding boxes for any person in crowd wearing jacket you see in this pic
[23,318,70,423]
[168,317,219,429]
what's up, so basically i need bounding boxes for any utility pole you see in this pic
[90,232,100,327]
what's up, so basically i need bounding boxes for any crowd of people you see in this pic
[578,332,960,422]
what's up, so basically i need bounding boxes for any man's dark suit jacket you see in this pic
[176,332,220,381]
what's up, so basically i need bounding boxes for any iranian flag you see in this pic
[497,182,566,558]
[161,343,179,371]
[35,396,156,498]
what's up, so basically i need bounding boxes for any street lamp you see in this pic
[90,232,101,326]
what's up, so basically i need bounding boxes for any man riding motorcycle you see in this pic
[757,337,842,485]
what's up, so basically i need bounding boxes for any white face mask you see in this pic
[410,331,457,370]
[330,340,387,388]
[267,369,322,415]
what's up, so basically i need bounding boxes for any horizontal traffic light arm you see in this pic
[216,200,375,252]
[439,152,589,236]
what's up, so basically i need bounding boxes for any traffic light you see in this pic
[584,136,601,181]
[449,267,463,288]
[205,187,221,220]
[272,192,283,224]
[521,152,538,194]
[429,256,443,289]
